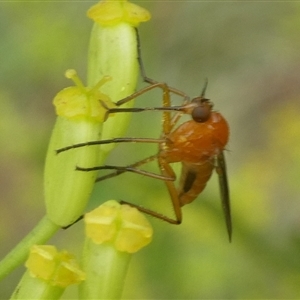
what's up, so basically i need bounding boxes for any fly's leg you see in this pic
[76,148,182,224]
[56,137,164,154]
[120,157,182,224]
[105,84,186,136]
[75,153,175,183]
[112,28,189,108]
[157,157,182,224]
[76,164,173,182]
[105,28,190,135]
[64,154,175,229]
[100,28,190,122]
[135,28,188,99]
[102,155,183,225]
[119,199,180,224]
[95,154,161,182]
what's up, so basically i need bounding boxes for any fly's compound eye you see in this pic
[191,105,211,122]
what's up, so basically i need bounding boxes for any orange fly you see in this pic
[57,30,232,241]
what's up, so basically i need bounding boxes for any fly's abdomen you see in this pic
[178,160,214,206]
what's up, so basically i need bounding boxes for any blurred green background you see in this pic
[1,1,300,299]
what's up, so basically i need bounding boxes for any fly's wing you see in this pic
[216,151,232,242]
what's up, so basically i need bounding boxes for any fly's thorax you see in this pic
[159,111,229,164]
[209,111,229,149]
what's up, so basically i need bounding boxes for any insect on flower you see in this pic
[57,30,232,241]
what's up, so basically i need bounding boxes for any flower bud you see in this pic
[87,0,151,155]
[79,200,153,298]
[44,71,112,227]
[11,245,85,299]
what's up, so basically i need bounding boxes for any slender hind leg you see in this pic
[120,157,182,225]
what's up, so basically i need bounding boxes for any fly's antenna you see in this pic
[200,78,208,97]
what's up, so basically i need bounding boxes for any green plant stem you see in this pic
[10,272,64,300]
[79,242,131,299]
[0,216,60,280]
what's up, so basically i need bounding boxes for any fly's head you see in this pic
[182,97,214,123]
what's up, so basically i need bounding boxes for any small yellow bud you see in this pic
[116,204,153,253]
[84,201,119,244]
[25,245,85,288]
[53,69,114,122]
[88,0,151,26]
[85,200,153,253]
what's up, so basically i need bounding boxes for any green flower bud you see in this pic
[87,0,151,155]
[45,0,151,226]
[44,70,112,227]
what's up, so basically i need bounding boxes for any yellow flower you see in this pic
[85,200,153,253]
[88,0,151,26]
